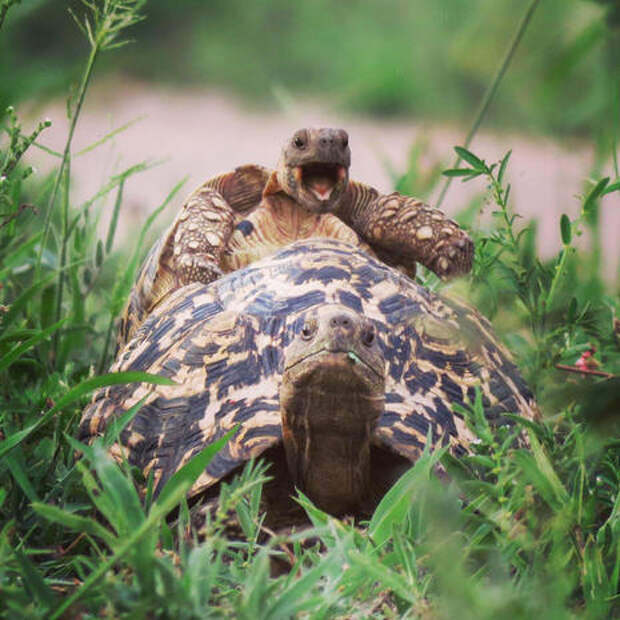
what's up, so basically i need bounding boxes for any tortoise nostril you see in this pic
[329,315,352,329]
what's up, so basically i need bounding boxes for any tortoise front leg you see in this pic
[166,165,271,287]
[170,186,236,286]
[341,183,474,279]
[118,186,236,348]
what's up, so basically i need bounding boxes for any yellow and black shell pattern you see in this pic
[80,239,538,499]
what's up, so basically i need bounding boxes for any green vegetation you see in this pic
[1,1,619,618]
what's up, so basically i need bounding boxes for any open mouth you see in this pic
[295,163,346,202]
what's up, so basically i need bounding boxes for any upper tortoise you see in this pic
[119,128,474,346]
[83,239,536,520]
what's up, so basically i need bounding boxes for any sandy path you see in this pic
[24,80,619,279]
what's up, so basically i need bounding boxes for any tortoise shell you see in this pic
[81,239,537,515]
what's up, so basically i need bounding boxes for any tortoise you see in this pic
[82,239,537,521]
[118,127,474,346]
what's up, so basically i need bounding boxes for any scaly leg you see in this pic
[340,182,474,279]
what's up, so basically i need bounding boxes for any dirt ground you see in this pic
[24,79,620,280]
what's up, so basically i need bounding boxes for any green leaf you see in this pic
[154,427,238,511]
[369,439,446,547]
[601,179,620,196]
[0,232,42,280]
[442,168,481,178]
[567,296,578,323]
[497,150,512,185]
[32,502,116,548]
[5,452,39,503]
[14,549,56,610]
[103,397,146,448]
[528,430,569,504]
[0,371,175,459]
[0,318,67,372]
[91,443,145,535]
[583,177,609,218]
[454,146,485,170]
[95,239,104,267]
[0,272,56,329]
[105,176,125,253]
[49,429,233,620]
[560,213,572,245]
[295,489,331,527]
[346,548,416,604]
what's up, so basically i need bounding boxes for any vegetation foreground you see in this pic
[1,1,619,618]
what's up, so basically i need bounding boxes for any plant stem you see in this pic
[436,0,542,208]
[36,44,99,279]
[97,313,116,375]
[546,244,570,312]
[52,159,72,360]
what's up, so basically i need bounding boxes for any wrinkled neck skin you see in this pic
[262,193,325,239]
[280,365,384,516]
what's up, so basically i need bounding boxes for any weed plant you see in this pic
[1,1,619,618]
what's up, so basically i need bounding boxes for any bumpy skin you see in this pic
[83,239,537,516]
[119,128,473,346]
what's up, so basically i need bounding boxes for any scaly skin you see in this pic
[118,128,473,348]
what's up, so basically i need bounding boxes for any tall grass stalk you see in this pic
[35,0,146,353]
[436,0,542,208]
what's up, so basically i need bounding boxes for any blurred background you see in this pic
[2,0,619,276]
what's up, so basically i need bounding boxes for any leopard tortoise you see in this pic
[118,127,473,346]
[82,239,537,521]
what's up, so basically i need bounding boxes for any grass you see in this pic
[1,1,619,618]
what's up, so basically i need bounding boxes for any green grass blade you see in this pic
[103,397,146,447]
[154,427,238,508]
[14,548,56,611]
[369,440,446,548]
[0,371,174,459]
[5,453,40,503]
[32,503,116,549]
[49,430,233,619]
[90,443,145,534]
[0,275,55,329]
[0,318,67,371]
[105,176,124,253]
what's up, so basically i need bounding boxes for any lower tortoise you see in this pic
[82,239,537,520]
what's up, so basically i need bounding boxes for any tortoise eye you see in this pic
[301,321,316,340]
[294,136,305,149]
[361,326,375,346]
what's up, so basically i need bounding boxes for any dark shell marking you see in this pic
[81,239,537,498]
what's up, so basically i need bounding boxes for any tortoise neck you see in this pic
[264,194,322,239]
[280,369,383,515]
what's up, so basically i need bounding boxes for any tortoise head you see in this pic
[268,128,351,214]
[280,304,385,515]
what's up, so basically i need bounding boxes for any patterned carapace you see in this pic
[82,240,537,516]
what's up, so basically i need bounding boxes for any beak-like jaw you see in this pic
[286,162,348,213]
[293,162,348,207]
